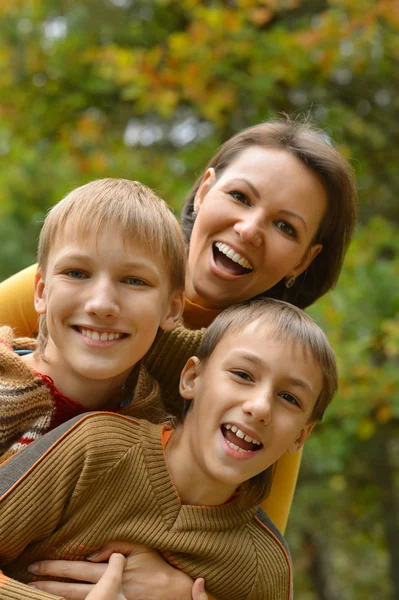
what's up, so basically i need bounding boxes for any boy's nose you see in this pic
[85,281,120,319]
[242,393,272,425]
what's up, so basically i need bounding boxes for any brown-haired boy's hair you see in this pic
[192,297,337,507]
[181,117,357,310]
[37,178,186,353]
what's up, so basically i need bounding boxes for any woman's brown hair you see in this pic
[181,118,357,309]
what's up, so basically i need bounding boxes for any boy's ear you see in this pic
[193,168,216,213]
[160,290,184,332]
[287,422,316,455]
[179,356,201,400]
[34,272,47,315]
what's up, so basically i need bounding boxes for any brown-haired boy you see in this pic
[0,298,337,600]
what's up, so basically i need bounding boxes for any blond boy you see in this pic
[0,178,202,462]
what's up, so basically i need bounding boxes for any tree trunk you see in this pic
[303,530,341,600]
[372,424,399,600]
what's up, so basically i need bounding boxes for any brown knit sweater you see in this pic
[0,414,292,600]
[0,325,203,462]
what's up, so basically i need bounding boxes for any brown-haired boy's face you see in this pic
[34,224,182,387]
[179,321,322,496]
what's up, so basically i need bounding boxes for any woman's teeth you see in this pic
[79,328,124,341]
[214,242,253,271]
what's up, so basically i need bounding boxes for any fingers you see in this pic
[86,554,126,600]
[88,541,153,562]
[28,581,94,600]
[28,560,106,583]
[192,578,208,600]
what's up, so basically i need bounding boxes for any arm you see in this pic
[260,448,302,533]
[144,326,204,416]
[0,416,101,600]
[0,265,38,337]
[26,544,198,600]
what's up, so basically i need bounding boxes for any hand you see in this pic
[86,554,127,600]
[192,578,209,600]
[28,542,194,600]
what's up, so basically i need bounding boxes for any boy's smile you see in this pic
[167,320,322,507]
[24,223,182,408]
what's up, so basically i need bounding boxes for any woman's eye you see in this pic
[124,277,147,286]
[232,370,253,382]
[275,220,297,238]
[229,191,251,206]
[65,270,87,279]
[279,392,300,407]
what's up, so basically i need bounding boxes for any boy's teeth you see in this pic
[226,439,251,453]
[80,328,123,342]
[215,242,253,270]
[224,423,261,446]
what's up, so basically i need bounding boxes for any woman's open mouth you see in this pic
[212,242,253,277]
[221,424,263,453]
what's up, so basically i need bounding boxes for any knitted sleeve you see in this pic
[144,325,204,416]
[0,327,54,463]
[0,413,131,600]
[0,573,63,600]
[0,265,38,337]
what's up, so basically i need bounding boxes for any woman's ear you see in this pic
[34,272,47,315]
[292,243,323,279]
[160,290,184,332]
[179,356,201,400]
[193,168,216,213]
[287,422,316,455]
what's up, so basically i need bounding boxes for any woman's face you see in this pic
[185,146,327,309]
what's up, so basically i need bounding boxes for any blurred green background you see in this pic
[0,0,398,597]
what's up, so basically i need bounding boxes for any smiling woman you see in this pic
[184,146,327,309]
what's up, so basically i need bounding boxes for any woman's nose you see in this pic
[233,212,264,247]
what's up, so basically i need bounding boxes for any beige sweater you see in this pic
[0,413,292,600]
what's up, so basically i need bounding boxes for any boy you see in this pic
[0,178,202,463]
[0,298,337,600]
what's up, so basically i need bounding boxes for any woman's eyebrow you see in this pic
[228,177,260,199]
[279,209,308,231]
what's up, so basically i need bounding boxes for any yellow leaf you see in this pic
[357,418,376,440]
[376,404,393,424]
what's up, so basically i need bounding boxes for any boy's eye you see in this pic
[231,369,253,382]
[65,270,87,279]
[229,190,251,206]
[274,220,297,239]
[279,392,300,407]
[124,277,147,286]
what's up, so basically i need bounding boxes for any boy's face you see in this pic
[180,321,322,489]
[34,223,182,385]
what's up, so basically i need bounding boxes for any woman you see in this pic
[0,118,357,598]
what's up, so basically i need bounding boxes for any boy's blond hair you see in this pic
[37,178,186,353]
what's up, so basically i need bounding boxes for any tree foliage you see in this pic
[0,1,398,597]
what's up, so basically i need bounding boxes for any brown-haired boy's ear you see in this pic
[160,290,184,331]
[287,422,316,455]
[34,272,47,315]
[179,356,201,400]
[193,168,216,213]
